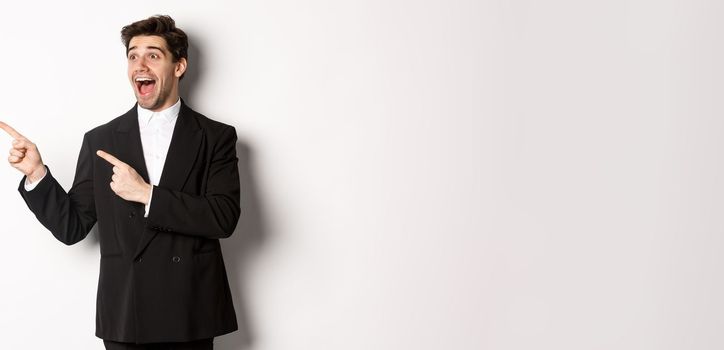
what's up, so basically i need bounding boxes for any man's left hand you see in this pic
[96,150,152,204]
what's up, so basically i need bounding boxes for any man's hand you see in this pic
[96,150,152,204]
[0,121,46,183]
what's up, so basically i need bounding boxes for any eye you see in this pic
[128,54,137,60]
[150,53,159,59]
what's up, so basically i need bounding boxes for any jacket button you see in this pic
[136,257,143,263]
[129,212,135,218]
[172,256,181,263]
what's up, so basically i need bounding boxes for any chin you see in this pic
[137,97,159,110]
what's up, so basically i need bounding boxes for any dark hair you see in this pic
[121,15,188,63]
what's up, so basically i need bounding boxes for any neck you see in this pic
[141,95,181,113]
[150,95,180,112]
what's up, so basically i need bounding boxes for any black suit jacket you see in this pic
[18,102,240,343]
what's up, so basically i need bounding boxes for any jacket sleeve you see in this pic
[18,134,97,245]
[145,126,241,239]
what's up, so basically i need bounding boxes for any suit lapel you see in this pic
[133,102,202,260]
[112,106,150,183]
[158,102,202,192]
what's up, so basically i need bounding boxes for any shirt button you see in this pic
[172,256,181,263]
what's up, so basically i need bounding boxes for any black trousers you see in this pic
[103,338,213,350]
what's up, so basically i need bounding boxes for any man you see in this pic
[0,15,239,349]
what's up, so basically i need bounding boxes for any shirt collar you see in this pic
[137,98,182,127]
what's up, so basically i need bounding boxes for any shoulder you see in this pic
[182,103,237,141]
[82,105,136,142]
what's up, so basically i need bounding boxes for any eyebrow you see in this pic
[127,46,166,55]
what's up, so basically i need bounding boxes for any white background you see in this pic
[0,0,721,349]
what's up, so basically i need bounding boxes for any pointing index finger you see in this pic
[0,121,26,140]
[96,150,126,167]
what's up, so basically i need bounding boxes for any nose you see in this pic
[132,57,149,72]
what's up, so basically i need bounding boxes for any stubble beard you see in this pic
[137,87,168,111]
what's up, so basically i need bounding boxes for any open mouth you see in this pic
[135,77,156,96]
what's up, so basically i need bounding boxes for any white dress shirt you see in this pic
[26,99,181,217]
[137,98,181,216]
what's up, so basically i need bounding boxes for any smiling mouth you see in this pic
[135,77,156,96]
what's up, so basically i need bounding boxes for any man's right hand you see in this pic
[0,121,46,183]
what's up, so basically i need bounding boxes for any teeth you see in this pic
[135,77,153,82]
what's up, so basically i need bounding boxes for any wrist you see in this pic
[143,183,153,204]
[27,165,46,183]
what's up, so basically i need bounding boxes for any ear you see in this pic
[174,57,188,78]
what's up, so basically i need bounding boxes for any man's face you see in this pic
[127,35,187,111]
